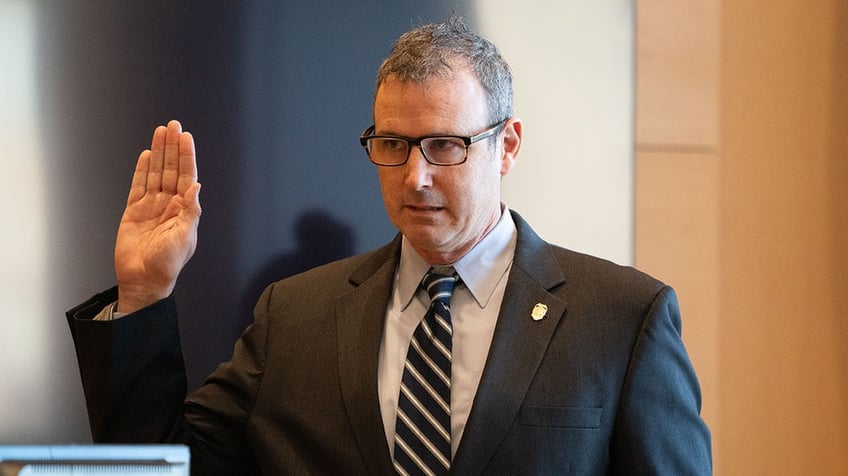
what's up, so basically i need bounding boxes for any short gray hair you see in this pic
[375,16,513,125]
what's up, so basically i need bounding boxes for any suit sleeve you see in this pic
[66,286,263,475]
[67,287,189,443]
[610,286,713,475]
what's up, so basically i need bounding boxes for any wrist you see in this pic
[116,284,172,314]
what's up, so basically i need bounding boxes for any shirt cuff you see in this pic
[92,301,127,321]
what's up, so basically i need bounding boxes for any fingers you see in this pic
[142,120,195,195]
[161,120,183,193]
[147,123,168,192]
[127,149,151,206]
[177,131,198,196]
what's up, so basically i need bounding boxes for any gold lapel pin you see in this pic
[531,303,548,321]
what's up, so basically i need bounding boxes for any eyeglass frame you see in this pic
[359,118,509,167]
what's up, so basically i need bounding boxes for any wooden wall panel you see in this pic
[635,0,722,464]
[637,0,848,474]
[634,151,720,449]
[719,1,848,473]
[636,0,720,148]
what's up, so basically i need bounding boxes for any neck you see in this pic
[412,205,505,265]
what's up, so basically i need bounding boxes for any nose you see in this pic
[403,145,433,189]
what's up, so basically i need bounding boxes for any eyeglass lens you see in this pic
[368,137,467,165]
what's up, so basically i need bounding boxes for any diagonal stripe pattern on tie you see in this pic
[394,269,458,476]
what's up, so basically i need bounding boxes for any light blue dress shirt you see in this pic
[378,207,517,458]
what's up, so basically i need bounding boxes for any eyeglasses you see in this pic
[359,119,508,166]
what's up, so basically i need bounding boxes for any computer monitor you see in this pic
[0,444,189,475]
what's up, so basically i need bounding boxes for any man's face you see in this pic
[373,69,520,265]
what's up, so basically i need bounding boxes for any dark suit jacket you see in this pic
[68,212,711,475]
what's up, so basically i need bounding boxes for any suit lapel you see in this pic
[451,212,568,474]
[332,214,566,473]
[336,237,401,475]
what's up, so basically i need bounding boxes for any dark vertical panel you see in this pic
[33,0,468,442]
[36,1,250,442]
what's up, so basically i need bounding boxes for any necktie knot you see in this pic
[422,269,458,306]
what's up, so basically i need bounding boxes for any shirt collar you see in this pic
[396,206,517,310]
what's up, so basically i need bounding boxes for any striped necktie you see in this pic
[393,269,458,476]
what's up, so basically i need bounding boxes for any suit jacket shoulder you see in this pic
[451,211,711,474]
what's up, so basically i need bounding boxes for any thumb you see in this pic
[184,182,202,219]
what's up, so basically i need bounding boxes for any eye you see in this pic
[381,139,407,152]
[427,138,463,152]
[370,138,407,154]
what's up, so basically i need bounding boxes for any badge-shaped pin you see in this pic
[531,303,548,321]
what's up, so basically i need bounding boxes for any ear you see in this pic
[499,117,522,176]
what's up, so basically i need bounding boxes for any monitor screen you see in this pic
[0,444,189,475]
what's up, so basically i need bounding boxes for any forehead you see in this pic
[373,70,488,135]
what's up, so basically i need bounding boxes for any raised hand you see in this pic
[115,120,202,314]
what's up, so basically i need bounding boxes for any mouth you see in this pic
[406,204,444,213]
[403,204,446,221]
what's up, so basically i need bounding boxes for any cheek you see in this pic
[376,170,400,200]
[448,172,492,216]
[463,162,501,198]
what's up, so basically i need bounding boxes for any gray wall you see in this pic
[480,1,634,265]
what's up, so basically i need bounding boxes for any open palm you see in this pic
[115,120,201,313]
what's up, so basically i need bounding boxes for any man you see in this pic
[68,17,711,475]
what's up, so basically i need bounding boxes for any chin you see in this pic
[401,226,448,247]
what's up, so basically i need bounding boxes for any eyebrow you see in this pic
[372,128,466,138]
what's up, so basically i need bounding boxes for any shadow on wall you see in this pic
[239,210,357,329]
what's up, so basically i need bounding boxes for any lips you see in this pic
[403,204,446,222]
[402,192,444,214]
